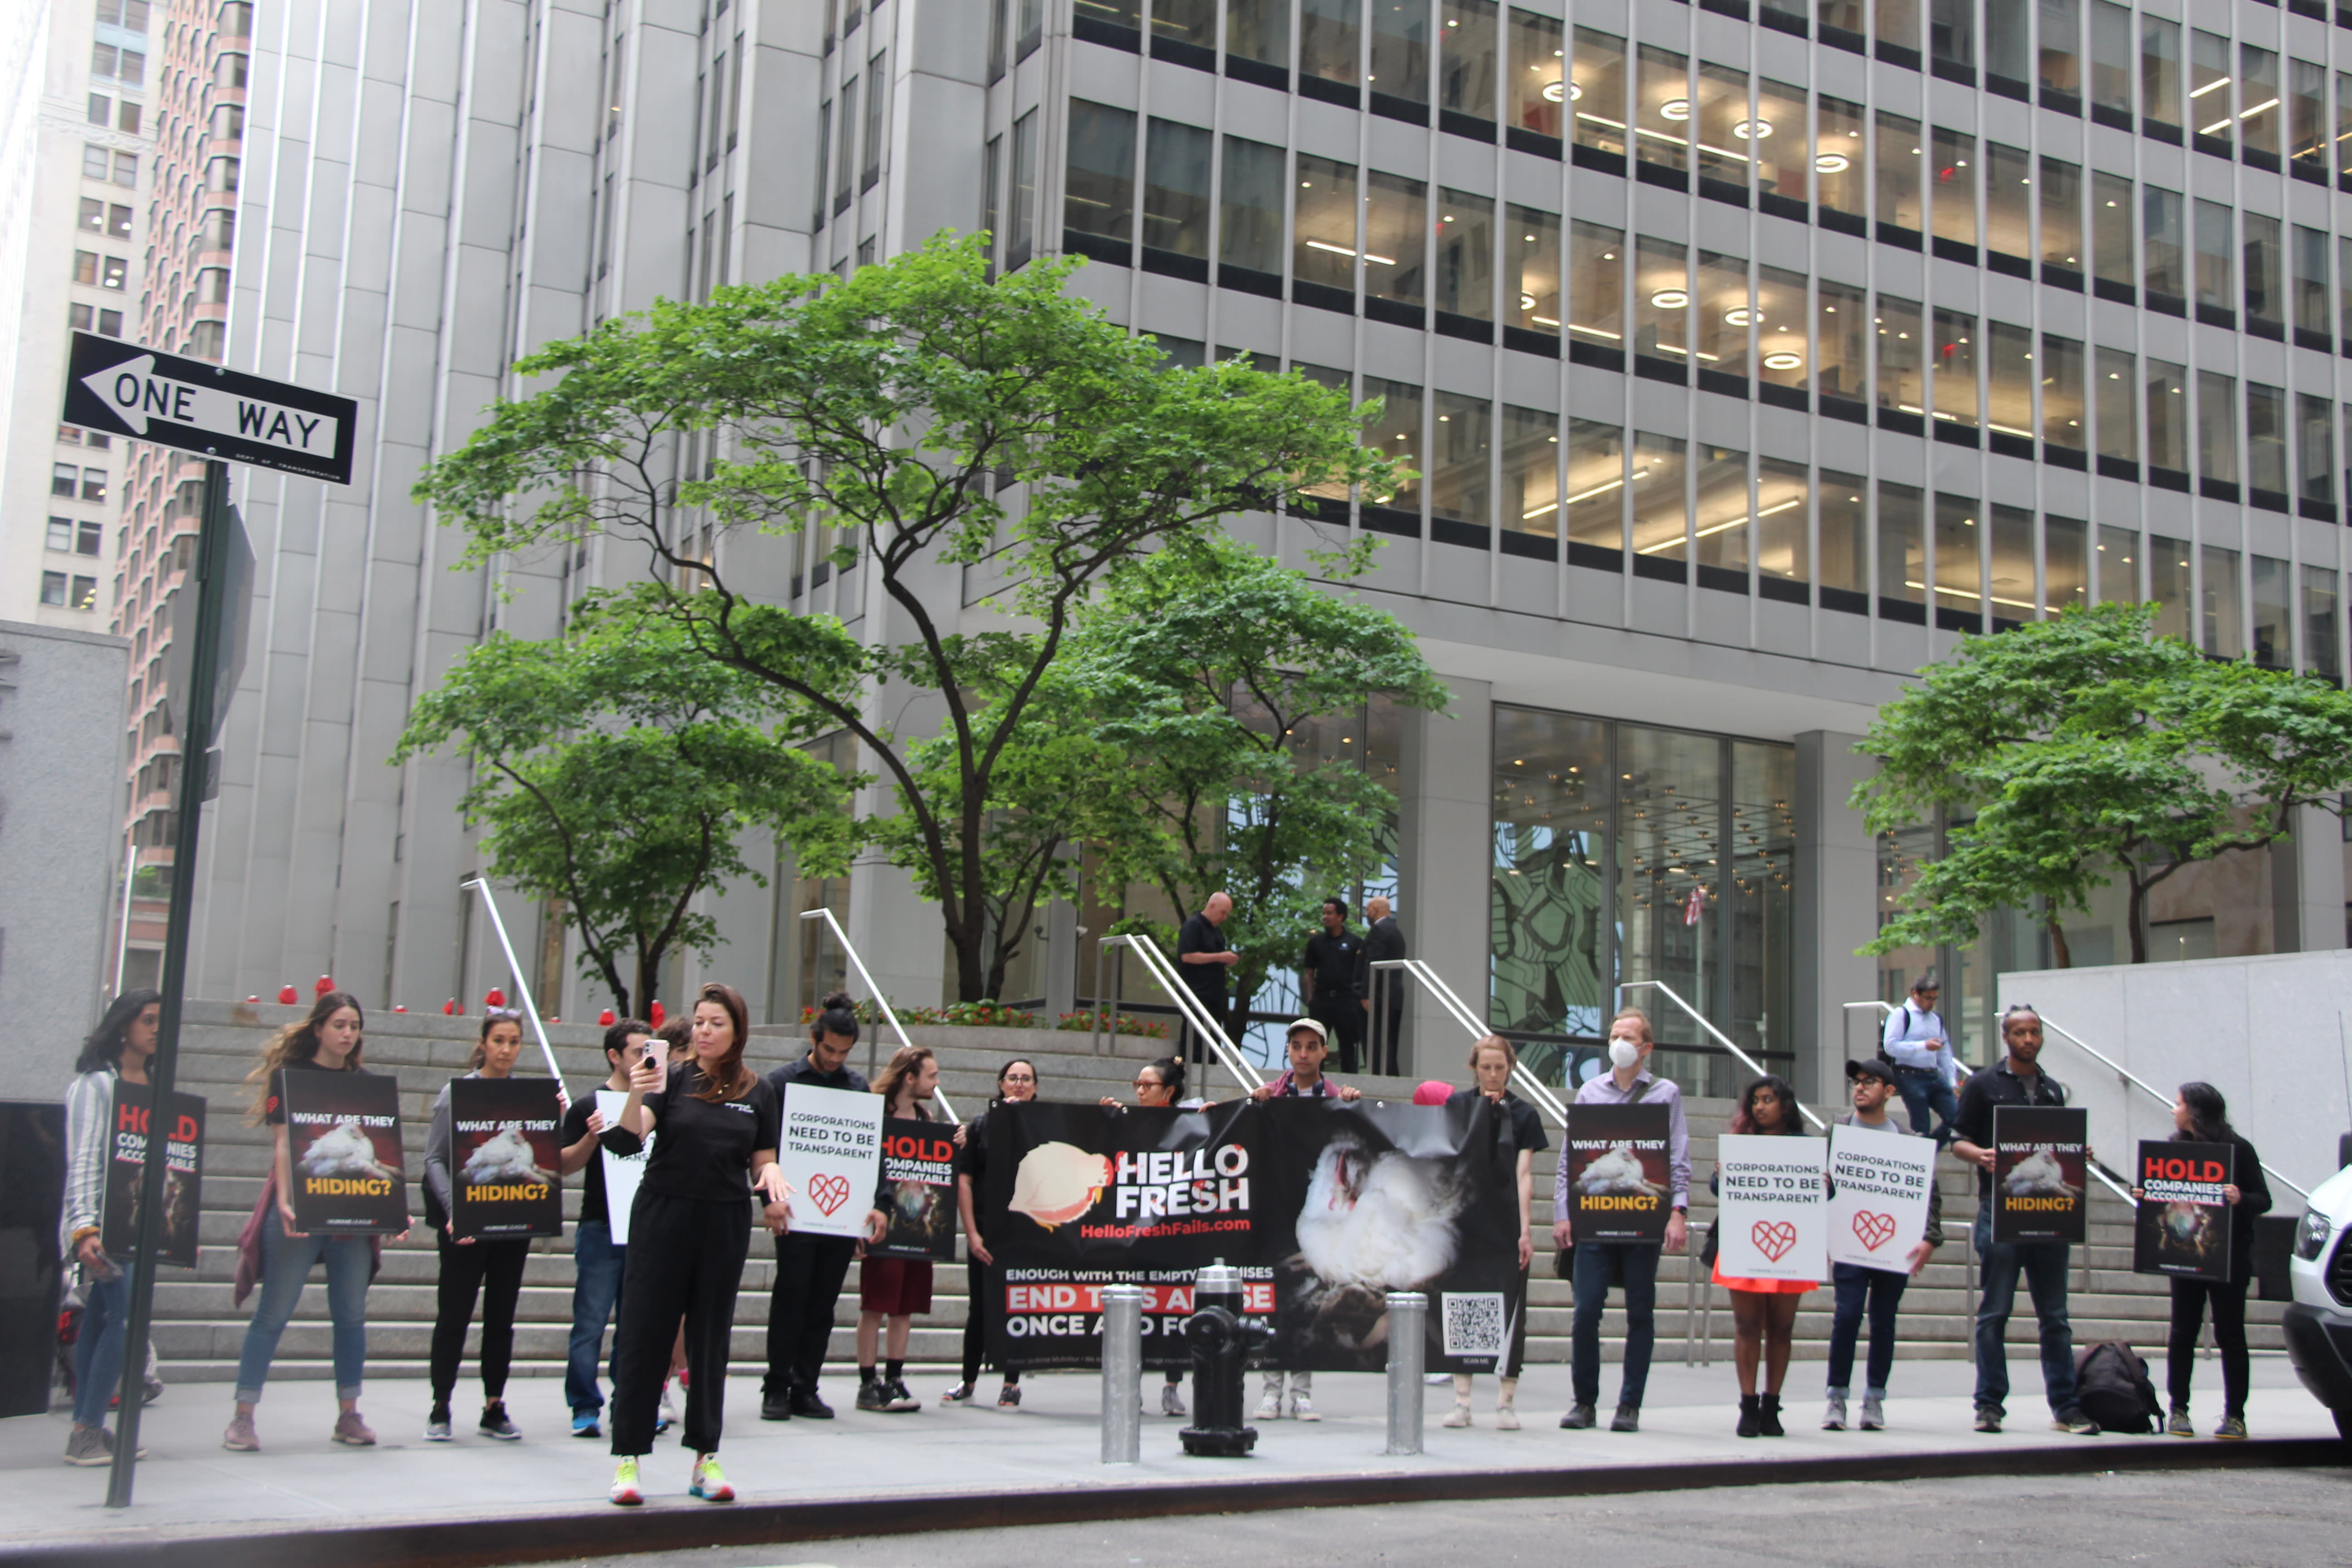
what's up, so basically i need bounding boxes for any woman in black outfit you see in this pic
[2150,1081,2271,1440]
[421,1009,537,1443]
[598,982,790,1505]
[942,1058,1038,1409]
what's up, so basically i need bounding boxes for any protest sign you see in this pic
[283,1073,409,1233]
[776,1083,882,1239]
[2133,1138,2234,1281]
[1824,1122,1937,1271]
[594,1088,650,1245]
[100,1084,205,1268]
[1993,1106,2089,1244]
[448,1077,564,1240]
[1713,1134,1828,1282]
[873,1116,958,1261]
[1562,1102,1673,1243]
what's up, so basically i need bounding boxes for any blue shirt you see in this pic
[1881,1001,1953,1074]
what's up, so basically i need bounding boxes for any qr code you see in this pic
[1441,1292,1507,1357]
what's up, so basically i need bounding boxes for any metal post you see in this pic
[112,846,137,996]
[799,907,913,1082]
[1101,1284,1144,1464]
[461,877,570,1110]
[1384,1290,1427,1455]
[106,459,230,1508]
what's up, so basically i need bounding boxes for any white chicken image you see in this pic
[1288,1132,1468,1352]
[299,1117,400,1181]
[1577,1141,1666,1199]
[463,1125,558,1187]
[2003,1147,2082,1199]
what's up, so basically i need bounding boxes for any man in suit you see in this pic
[1359,896,1407,1076]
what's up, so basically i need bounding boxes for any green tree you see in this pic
[413,235,1397,1001]
[1853,602,2352,965]
[393,610,855,1014]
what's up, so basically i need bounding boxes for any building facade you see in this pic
[175,0,2352,1097]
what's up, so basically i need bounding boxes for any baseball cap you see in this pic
[1845,1057,1898,1086]
[1285,1017,1328,1044]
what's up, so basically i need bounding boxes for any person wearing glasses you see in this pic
[1880,971,1960,1146]
[943,1058,1039,1410]
[1101,1056,1209,1416]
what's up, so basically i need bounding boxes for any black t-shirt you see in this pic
[954,1107,991,1185]
[1176,912,1230,999]
[602,1065,781,1204]
[1303,929,1364,995]
[1953,1062,2069,1196]
[263,1057,368,1123]
[1446,1088,1550,1155]
[763,1053,870,1110]
[562,1090,613,1228]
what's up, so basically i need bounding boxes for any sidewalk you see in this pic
[0,1357,2334,1563]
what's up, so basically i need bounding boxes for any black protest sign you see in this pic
[872,1117,958,1261]
[1992,1105,2089,1243]
[450,1078,564,1240]
[1564,1102,1674,1243]
[283,1073,409,1233]
[2133,1139,2234,1281]
[100,1084,205,1268]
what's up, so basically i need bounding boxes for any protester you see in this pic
[598,982,790,1506]
[1301,897,1366,1074]
[855,1045,940,1414]
[1250,1020,1361,1421]
[760,991,869,1421]
[1102,1056,1204,1416]
[944,1058,1037,1410]
[1359,895,1407,1075]
[559,1018,649,1438]
[59,988,162,1465]
[1711,1074,1816,1438]
[1881,971,1961,1146]
[1442,1036,1544,1430]
[1951,1003,2098,1436]
[1176,891,1239,1068]
[421,1009,538,1442]
[1823,1057,1941,1432]
[225,990,400,1452]
[2136,1082,2271,1440]
[1553,1006,1689,1434]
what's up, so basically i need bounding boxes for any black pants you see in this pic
[609,1191,751,1455]
[764,1231,856,1397]
[1367,978,1404,1075]
[2167,1274,2250,1417]
[1311,990,1365,1073]
[1181,989,1227,1068]
[429,1232,530,1406]
[960,1259,1018,1386]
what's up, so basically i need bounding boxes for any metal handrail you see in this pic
[798,908,958,1125]
[1372,958,1568,1126]
[2035,1012,2305,1200]
[1618,979,1827,1130]
[1094,934,1267,1098]
[461,877,572,1111]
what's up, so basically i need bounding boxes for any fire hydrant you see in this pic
[1179,1259,1271,1457]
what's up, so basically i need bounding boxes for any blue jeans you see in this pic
[1571,1241,1661,1410]
[1972,1199,2078,1416]
[71,1261,133,1428]
[233,1207,372,1403]
[1892,1068,1960,1145]
[1827,1262,1906,1396]
[565,1220,626,1415]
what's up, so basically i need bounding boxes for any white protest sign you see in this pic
[1713,1133,1828,1282]
[1825,1122,1938,1271]
[595,1089,651,1246]
[776,1083,883,1239]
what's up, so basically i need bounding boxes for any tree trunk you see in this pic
[953,920,990,1003]
[2125,877,2149,964]
[2044,916,2073,970]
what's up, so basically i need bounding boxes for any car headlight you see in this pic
[2297,1206,2335,1261]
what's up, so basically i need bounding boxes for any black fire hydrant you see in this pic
[1180,1259,1271,1457]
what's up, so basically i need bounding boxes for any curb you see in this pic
[5,1436,2344,1568]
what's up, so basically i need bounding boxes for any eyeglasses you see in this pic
[1002,1073,1036,1084]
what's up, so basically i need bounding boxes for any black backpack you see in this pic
[2073,1342,2161,1433]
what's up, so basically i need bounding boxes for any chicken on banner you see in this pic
[872,1117,957,1261]
[1713,1134,1828,1282]
[1824,1122,1937,1270]
[2133,1139,2234,1281]
[775,1083,882,1239]
[1563,1102,1674,1243]
[1992,1106,2089,1244]
[100,1084,205,1269]
[449,1078,564,1240]
[283,1073,409,1233]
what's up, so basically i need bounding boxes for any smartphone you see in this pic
[642,1039,664,1069]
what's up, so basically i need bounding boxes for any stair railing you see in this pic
[1371,958,1568,1126]
[1093,934,1266,1101]
[1619,980,1826,1129]
[799,907,957,1125]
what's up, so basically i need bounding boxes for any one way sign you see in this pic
[63,332,356,485]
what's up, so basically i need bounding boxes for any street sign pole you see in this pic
[105,459,231,1508]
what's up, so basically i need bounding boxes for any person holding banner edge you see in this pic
[1553,1007,1689,1434]
[59,989,163,1466]
[2132,1083,2270,1439]
[1250,1018,1363,1421]
[1442,1036,1544,1430]
[760,993,870,1421]
[1101,1056,1205,1416]
[944,1058,1039,1410]
[1823,1057,1942,1432]
[558,1018,650,1438]
[1710,1075,1817,1438]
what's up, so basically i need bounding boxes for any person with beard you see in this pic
[1441,1036,1544,1430]
[2133,1082,2270,1439]
[58,988,162,1466]
[760,992,870,1421]
[942,1058,1039,1410]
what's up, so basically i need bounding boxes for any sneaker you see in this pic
[479,1401,521,1441]
[884,1378,921,1412]
[1289,1394,1319,1422]
[689,1453,734,1502]
[996,1382,1022,1409]
[222,1412,260,1451]
[63,1427,109,1467]
[1822,1394,1847,1431]
[788,1389,835,1420]
[1495,1404,1520,1431]
[1161,1383,1187,1418]
[1253,1392,1282,1421]
[2051,1406,2101,1436]
[2166,1405,2196,1438]
[855,1379,890,1413]
[1973,1406,2003,1433]
[759,1391,793,1421]
[424,1406,453,1442]
[940,1382,977,1406]
[2215,1415,2248,1440]
[1609,1405,1640,1433]
[91,1426,145,1459]
[1423,1372,1453,1385]
[657,1382,680,1433]
[609,1457,643,1507]
[1859,1393,1885,1431]
[572,1412,602,1438]
[144,1376,165,1405]
[332,1410,377,1446]
[1442,1401,1474,1429]
[1558,1402,1597,1431]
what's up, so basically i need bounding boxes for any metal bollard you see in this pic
[1101,1284,1144,1465]
[1384,1290,1428,1455]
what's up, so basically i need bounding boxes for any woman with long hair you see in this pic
[58,989,162,1465]
[1100,1056,1200,1416]
[2142,1082,2272,1439]
[1441,1036,1546,1430]
[1713,1073,1815,1438]
[421,1009,540,1443]
[223,990,400,1452]
[598,982,791,1506]
[943,1058,1038,1410]
[854,1045,941,1413]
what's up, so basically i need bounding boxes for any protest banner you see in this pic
[2133,1138,2234,1281]
[776,1083,882,1240]
[1562,1102,1673,1243]
[1713,1133,1828,1282]
[594,1088,650,1245]
[282,1073,409,1233]
[1824,1122,1937,1271]
[1993,1105,2089,1244]
[100,1084,204,1268]
[448,1077,564,1240]
[872,1116,958,1261]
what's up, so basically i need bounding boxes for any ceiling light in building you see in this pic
[1660,98,1690,121]
[1762,351,1803,370]
[1723,306,1755,326]
[1648,288,1688,308]
[1733,119,1772,140]
[1521,292,1537,309]
[1814,152,1850,173]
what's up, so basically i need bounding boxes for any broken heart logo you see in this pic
[1852,1210,1898,1251]
[1751,1220,1798,1263]
[808,1172,853,1217]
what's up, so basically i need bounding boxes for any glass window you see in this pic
[1930,0,1974,71]
[2243,214,2281,330]
[2092,172,2134,291]
[2247,383,2288,497]
[1370,0,1431,105]
[2139,14,2179,132]
[1502,404,1558,539]
[1934,494,1982,620]
[2190,29,2230,146]
[2291,59,2327,172]
[2087,0,2130,115]
[2145,359,2188,475]
[2098,524,2140,604]
[1816,95,1867,218]
[1441,0,1497,122]
[1756,265,1808,392]
[2038,155,2080,269]
[1302,0,1361,87]
[2303,566,2341,682]
[1694,445,1749,575]
[2195,371,2237,486]
[1064,101,1137,245]
[1569,28,1627,156]
[1228,0,1289,66]
[1634,44,1688,174]
[2294,226,2330,339]
[1565,417,1625,553]
[1488,708,1608,1041]
[2193,200,2234,313]
[1292,152,1358,293]
[1695,62,1749,190]
[2239,45,2279,160]
[1877,0,1920,53]
[1435,187,1493,319]
[1007,109,1038,266]
[1633,236,1689,366]
[2142,186,2183,300]
[1695,252,1750,377]
[2046,514,2088,614]
[2202,545,2243,657]
[1985,143,2029,260]
[1564,219,1621,344]
[1821,470,1868,598]
[2096,347,2137,462]
[2040,332,2084,449]
[1756,457,1807,587]
[1817,279,1867,401]
[1142,118,1210,259]
[1508,6,1563,136]
[1930,127,1976,250]
[1876,293,1923,414]
[1152,0,1216,46]
[2299,394,2334,507]
[2150,534,2191,642]
[1990,502,2034,622]
[2042,0,2081,96]
[2253,556,2291,670]
[1430,392,1491,527]
[1878,481,1925,607]
[1933,308,1979,428]
[1511,206,1563,337]
[1987,320,2033,439]
[1874,110,1922,230]
[1365,378,1422,513]
[1363,169,1427,307]
[834,77,859,205]
[1988,0,2029,83]
[860,50,885,181]
[2341,237,2352,346]
[1629,431,1688,563]
[1219,136,1285,276]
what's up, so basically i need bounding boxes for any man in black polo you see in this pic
[1950,1004,2097,1437]
[1358,895,1406,1075]
[1175,891,1237,1067]
[1301,897,1366,1075]
[758,997,870,1421]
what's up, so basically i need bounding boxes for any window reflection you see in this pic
[1873,109,1922,231]
[1511,206,1562,336]
[1694,445,1750,576]
[1565,219,1622,343]
[1363,169,1428,307]
[1694,252,1750,377]
[2040,333,2085,449]
[1756,265,1807,392]
[1816,94,1867,217]
[1634,43,1689,173]
[1876,294,1923,413]
[1754,79,1807,206]
[1756,458,1808,588]
[1629,431,1688,564]
[2046,515,2088,614]
[1817,279,1867,402]
[1292,153,1358,294]
[1570,27,1627,156]
[1564,417,1625,555]
[1434,187,1493,320]
[1501,403,1558,540]
[1508,7,1563,136]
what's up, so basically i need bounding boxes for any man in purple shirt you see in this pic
[1551,1007,1690,1433]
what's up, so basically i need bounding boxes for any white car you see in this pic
[2284,1159,2352,1440]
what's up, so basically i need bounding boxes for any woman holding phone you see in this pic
[421,1008,538,1443]
[597,982,791,1506]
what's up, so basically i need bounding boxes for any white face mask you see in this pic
[1607,1038,1642,1071]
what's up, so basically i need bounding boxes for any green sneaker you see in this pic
[690,1453,734,1501]
[2166,1406,2195,1438]
[609,1457,643,1507]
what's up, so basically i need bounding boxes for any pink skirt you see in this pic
[1712,1261,1817,1294]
